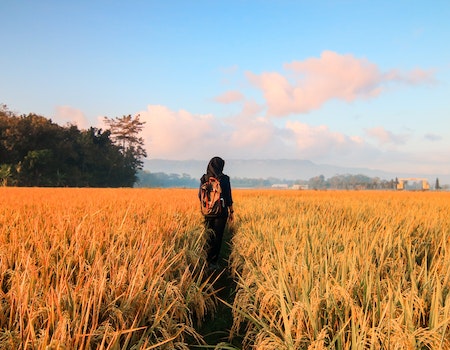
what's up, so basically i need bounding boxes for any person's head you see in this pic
[207,156,225,177]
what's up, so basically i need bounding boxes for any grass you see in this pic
[1,188,449,349]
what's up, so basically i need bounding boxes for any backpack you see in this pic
[200,176,224,217]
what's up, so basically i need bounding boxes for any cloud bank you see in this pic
[138,104,371,162]
[52,51,446,174]
[137,51,444,173]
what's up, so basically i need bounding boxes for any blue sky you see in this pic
[2,0,449,176]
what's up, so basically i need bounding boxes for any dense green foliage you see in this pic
[0,107,146,187]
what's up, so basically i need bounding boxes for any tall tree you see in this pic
[435,178,440,190]
[103,115,146,154]
[103,114,147,181]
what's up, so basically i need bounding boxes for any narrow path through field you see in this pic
[196,225,243,348]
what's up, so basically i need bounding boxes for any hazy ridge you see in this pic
[144,159,450,184]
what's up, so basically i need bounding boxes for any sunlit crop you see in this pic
[230,190,450,349]
[0,188,214,349]
[1,188,449,349]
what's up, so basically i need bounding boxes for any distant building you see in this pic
[396,177,430,190]
[292,184,309,190]
[272,184,289,189]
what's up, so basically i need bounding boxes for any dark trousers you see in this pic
[204,214,228,264]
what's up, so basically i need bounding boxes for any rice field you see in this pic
[230,190,450,349]
[0,188,214,349]
[1,188,449,349]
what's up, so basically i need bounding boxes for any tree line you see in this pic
[136,170,403,190]
[0,105,146,187]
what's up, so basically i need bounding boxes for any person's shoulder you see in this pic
[220,174,230,182]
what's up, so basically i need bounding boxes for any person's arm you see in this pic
[228,205,234,221]
[224,176,234,220]
[198,175,206,201]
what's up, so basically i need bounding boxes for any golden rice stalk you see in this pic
[0,188,218,349]
[229,190,450,349]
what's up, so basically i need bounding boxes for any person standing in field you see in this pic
[199,156,234,267]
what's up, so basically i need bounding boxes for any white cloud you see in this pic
[214,90,245,104]
[138,105,232,159]
[383,68,436,85]
[240,100,264,118]
[286,121,366,159]
[138,104,374,161]
[139,104,287,160]
[227,115,282,156]
[54,105,89,129]
[365,126,408,145]
[246,51,435,117]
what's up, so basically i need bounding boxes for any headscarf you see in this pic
[206,156,225,179]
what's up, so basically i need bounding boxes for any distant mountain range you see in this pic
[144,159,450,184]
